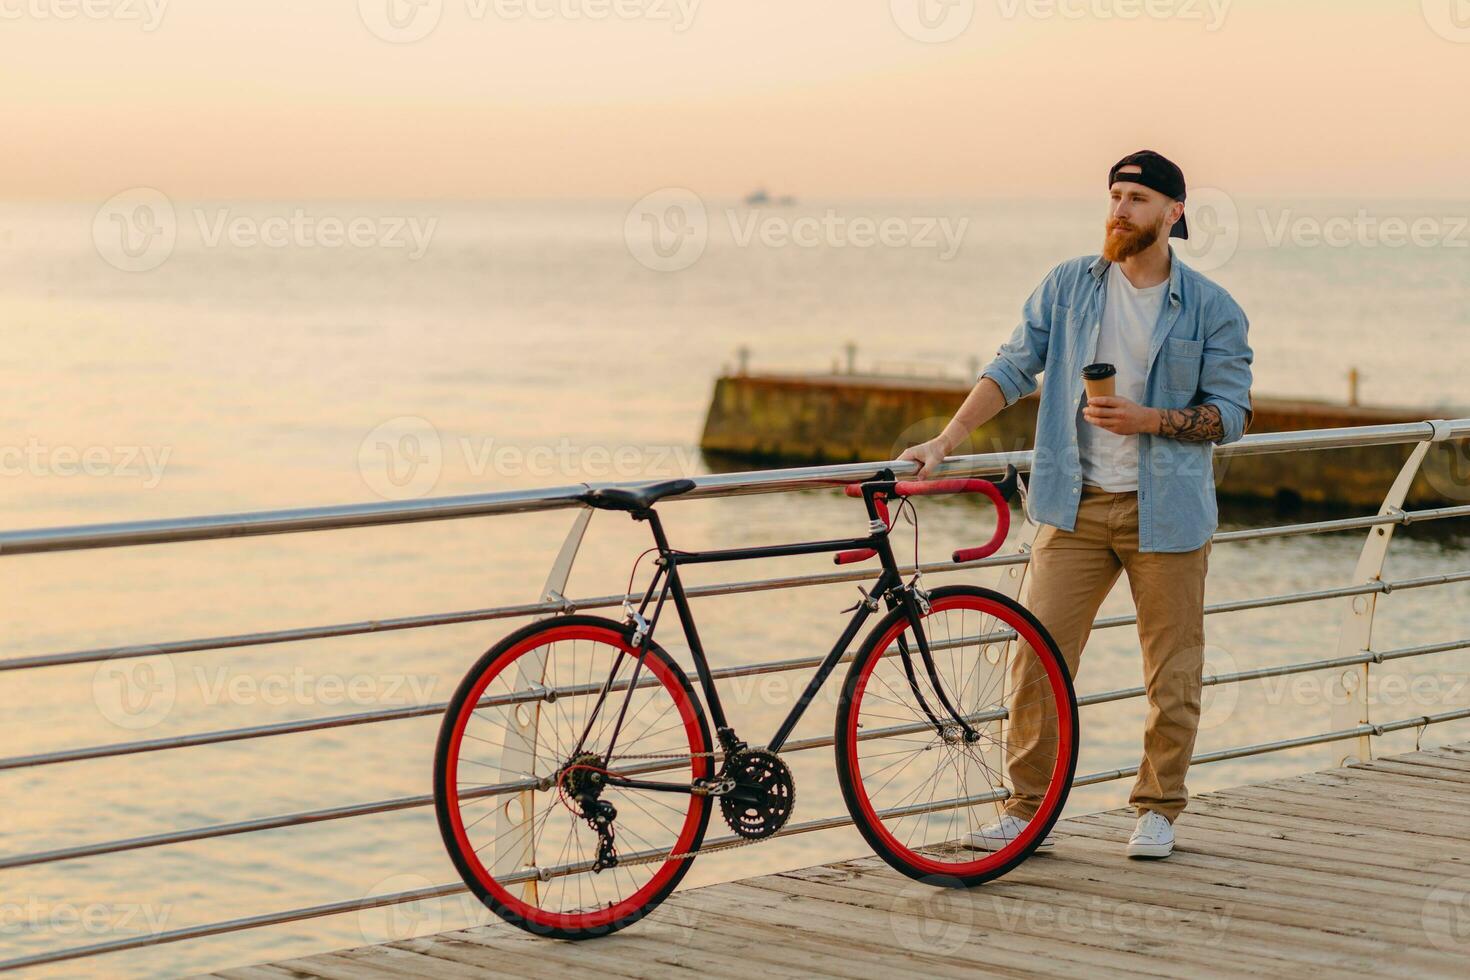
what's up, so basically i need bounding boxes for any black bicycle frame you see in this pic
[580,478,976,796]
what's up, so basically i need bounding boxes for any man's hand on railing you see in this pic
[898,437,950,480]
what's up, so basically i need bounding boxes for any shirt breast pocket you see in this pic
[1162,337,1204,395]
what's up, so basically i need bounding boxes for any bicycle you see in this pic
[433,464,1078,939]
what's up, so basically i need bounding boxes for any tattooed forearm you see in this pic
[1156,404,1225,442]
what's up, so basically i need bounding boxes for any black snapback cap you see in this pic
[1109,150,1189,240]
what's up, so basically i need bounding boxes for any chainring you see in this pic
[719,749,795,840]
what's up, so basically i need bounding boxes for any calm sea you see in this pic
[3,198,1469,976]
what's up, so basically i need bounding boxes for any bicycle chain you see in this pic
[599,750,789,861]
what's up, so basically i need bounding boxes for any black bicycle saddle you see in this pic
[579,479,696,513]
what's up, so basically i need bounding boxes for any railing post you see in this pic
[491,505,595,901]
[1327,428,1444,766]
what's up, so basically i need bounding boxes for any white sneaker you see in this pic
[965,814,1055,852]
[1126,810,1175,859]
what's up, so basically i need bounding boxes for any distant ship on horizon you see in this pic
[743,188,797,207]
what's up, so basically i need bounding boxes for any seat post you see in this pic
[639,508,673,556]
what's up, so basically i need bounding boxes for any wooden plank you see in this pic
[1056,818,1439,904]
[813,848,1449,975]
[755,867,1192,977]
[433,927,656,979]
[266,953,407,980]
[1392,748,1470,771]
[1053,829,1440,928]
[1250,769,1470,810]
[1055,825,1427,910]
[1041,841,1438,947]
[1355,758,1470,784]
[789,855,1323,974]
[236,742,1470,979]
[1266,772,1470,817]
[341,944,499,979]
[447,909,861,980]
[672,882,1034,979]
[1202,786,1470,845]
[1192,788,1470,847]
[387,935,638,979]
[768,858,1377,976]
[1080,810,1447,881]
[1313,766,1470,805]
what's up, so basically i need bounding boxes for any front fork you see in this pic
[889,575,982,744]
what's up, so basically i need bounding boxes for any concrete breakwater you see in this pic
[699,372,1470,510]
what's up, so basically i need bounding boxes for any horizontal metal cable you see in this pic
[12,499,1470,677]
[1078,636,1470,708]
[4,419,1464,557]
[7,630,1469,871]
[0,554,1024,674]
[0,785,1007,972]
[10,704,1470,972]
[0,707,996,870]
[9,564,1468,774]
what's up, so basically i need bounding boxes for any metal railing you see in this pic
[2,416,1469,971]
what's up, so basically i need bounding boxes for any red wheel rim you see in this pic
[442,624,709,930]
[845,594,1073,876]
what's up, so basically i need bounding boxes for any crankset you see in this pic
[718,749,795,840]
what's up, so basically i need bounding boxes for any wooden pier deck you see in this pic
[215,743,1470,978]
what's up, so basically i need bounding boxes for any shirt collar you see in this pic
[1089,244,1184,306]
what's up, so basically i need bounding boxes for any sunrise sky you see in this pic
[6,0,1468,200]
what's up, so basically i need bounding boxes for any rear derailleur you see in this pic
[563,753,620,872]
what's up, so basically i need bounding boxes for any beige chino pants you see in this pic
[1004,483,1211,824]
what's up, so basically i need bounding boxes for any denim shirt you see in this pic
[979,246,1254,553]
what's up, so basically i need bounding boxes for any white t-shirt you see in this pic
[1078,263,1168,491]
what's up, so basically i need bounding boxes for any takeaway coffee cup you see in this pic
[1082,363,1117,401]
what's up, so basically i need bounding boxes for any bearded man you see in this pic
[900,150,1255,858]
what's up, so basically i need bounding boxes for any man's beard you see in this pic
[1102,215,1163,262]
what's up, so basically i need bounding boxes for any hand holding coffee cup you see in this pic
[1082,363,1117,402]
